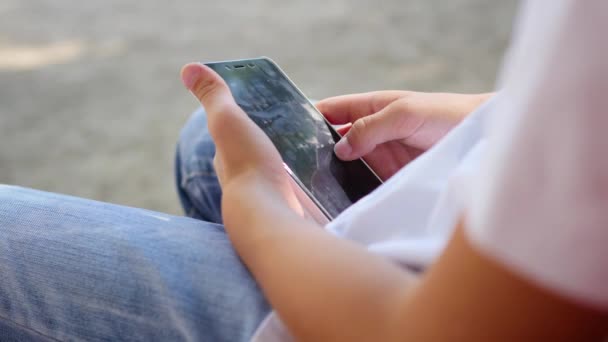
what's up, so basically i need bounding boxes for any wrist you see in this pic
[452,92,494,122]
[220,176,312,262]
[220,170,300,229]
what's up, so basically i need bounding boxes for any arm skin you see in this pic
[181,64,608,341]
[226,179,608,341]
[222,175,419,341]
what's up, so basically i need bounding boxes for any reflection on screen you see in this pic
[207,59,381,218]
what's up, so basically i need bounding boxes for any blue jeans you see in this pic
[0,108,271,341]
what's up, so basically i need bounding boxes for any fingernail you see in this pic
[334,137,352,159]
[181,63,202,90]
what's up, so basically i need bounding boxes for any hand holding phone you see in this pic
[181,62,308,220]
[204,58,382,223]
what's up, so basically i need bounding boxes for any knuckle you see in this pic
[390,99,426,138]
[352,117,369,133]
[394,97,412,112]
[352,117,372,136]
[349,118,371,146]
[192,76,221,102]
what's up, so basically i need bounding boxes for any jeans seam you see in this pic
[0,314,63,342]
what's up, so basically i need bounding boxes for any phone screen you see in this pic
[206,58,382,218]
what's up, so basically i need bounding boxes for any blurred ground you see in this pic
[0,0,517,214]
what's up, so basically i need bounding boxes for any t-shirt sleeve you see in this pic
[466,0,608,308]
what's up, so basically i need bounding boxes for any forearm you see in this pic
[222,175,418,341]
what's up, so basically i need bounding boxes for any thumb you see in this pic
[334,101,422,160]
[180,62,263,150]
[180,62,269,169]
[181,62,234,114]
[180,62,252,146]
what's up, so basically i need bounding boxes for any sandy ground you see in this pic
[0,0,517,215]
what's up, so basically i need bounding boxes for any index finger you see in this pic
[315,91,405,124]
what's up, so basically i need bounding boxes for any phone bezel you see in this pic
[204,57,383,221]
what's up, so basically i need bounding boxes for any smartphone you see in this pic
[205,57,382,223]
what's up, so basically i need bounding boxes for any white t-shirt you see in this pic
[467,0,608,308]
[252,1,608,340]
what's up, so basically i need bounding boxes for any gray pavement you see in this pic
[0,0,517,214]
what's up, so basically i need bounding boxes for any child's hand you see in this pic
[316,91,492,180]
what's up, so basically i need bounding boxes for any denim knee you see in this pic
[174,107,223,223]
